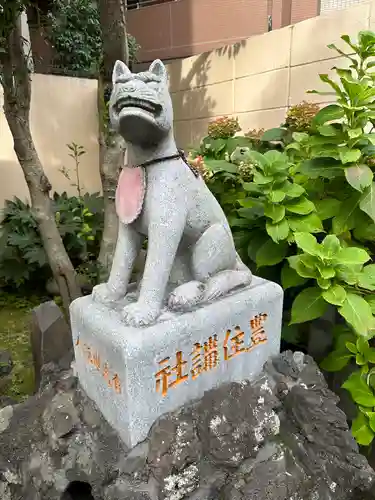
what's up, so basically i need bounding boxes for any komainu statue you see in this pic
[92,59,252,326]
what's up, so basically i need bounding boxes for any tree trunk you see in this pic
[96,78,125,279]
[96,0,129,279]
[0,15,81,314]
[99,0,129,79]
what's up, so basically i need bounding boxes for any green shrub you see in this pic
[189,30,375,447]
[46,0,140,76]
[0,192,104,291]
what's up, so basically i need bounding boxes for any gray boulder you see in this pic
[0,351,373,500]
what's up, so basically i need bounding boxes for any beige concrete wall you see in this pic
[167,1,373,149]
[0,74,101,207]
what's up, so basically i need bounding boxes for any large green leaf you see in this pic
[294,232,320,256]
[268,190,286,203]
[316,262,335,279]
[345,164,373,192]
[353,220,375,241]
[288,255,319,279]
[255,239,288,267]
[264,150,286,163]
[292,132,309,143]
[321,234,341,258]
[246,151,269,170]
[233,230,251,249]
[358,264,375,291]
[242,182,263,194]
[290,286,328,324]
[359,30,375,49]
[351,412,375,446]
[322,284,347,306]
[339,292,374,336]
[237,207,264,221]
[23,247,48,267]
[239,197,265,209]
[264,203,285,223]
[359,183,375,222]
[336,264,363,286]
[335,247,371,266]
[300,158,343,179]
[204,158,238,173]
[226,136,253,154]
[366,296,375,314]
[317,278,332,290]
[367,412,375,434]
[261,128,287,142]
[317,124,340,137]
[348,128,363,139]
[281,262,308,289]
[285,197,315,215]
[288,213,324,233]
[320,350,353,372]
[311,104,345,127]
[282,182,305,199]
[266,219,290,242]
[314,198,342,220]
[281,324,302,344]
[319,74,346,98]
[247,231,269,262]
[253,172,273,185]
[343,371,375,408]
[339,148,362,165]
[365,133,375,145]
[332,193,360,234]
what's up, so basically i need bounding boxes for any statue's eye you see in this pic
[240,148,247,154]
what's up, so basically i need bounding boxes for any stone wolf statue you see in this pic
[92,59,252,327]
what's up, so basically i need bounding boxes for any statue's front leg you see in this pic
[122,207,187,327]
[92,223,142,305]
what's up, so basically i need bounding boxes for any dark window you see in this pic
[61,481,95,500]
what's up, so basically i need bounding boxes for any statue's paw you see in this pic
[92,283,123,305]
[168,281,205,311]
[122,302,160,327]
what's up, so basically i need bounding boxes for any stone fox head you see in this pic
[109,59,173,147]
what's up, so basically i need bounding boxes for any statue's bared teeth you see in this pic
[115,97,157,114]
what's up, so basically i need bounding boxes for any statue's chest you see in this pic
[115,166,146,226]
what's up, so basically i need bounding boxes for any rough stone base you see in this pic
[70,276,283,447]
[0,352,374,500]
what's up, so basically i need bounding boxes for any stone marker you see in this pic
[0,350,13,377]
[31,300,73,390]
[70,58,283,447]
[71,276,282,447]
[0,350,13,396]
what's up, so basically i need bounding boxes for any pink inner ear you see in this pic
[115,167,145,224]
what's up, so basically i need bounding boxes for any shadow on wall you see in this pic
[168,40,246,150]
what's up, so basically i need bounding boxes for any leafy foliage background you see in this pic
[188,31,375,447]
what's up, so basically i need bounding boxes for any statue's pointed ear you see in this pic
[149,59,168,81]
[112,60,131,84]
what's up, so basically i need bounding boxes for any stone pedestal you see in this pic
[70,276,283,447]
